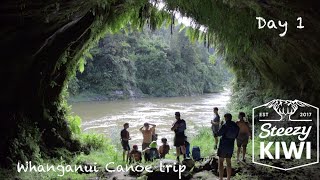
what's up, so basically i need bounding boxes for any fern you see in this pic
[78,57,86,73]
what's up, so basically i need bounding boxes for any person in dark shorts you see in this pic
[236,112,251,163]
[120,123,131,162]
[217,113,239,180]
[171,112,186,162]
[211,107,220,149]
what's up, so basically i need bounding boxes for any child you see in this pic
[159,138,170,158]
[120,123,131,162]
[143,141,159,161]
[129,145,142,163]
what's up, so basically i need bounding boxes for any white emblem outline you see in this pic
[252,99,319,170]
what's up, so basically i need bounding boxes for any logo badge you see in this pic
[252,99,319,170]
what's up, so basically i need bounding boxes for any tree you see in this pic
[69,25,230,99]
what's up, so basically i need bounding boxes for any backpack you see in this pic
[225,123,240,139]
[192,146,201,161]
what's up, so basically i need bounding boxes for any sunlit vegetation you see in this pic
[163,0,320,111]
[189,128,214,157]
[68,25,231,101]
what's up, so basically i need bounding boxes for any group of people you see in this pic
[120,112,188,163]
[120,122,171,163]
[120,108,251,180]
[211,107,251,180]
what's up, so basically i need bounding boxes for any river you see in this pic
[71,90,231,149]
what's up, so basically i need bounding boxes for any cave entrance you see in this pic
[67,23,233,151]
[1,0,319,175]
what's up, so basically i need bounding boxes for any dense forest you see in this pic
[68,26,230,101]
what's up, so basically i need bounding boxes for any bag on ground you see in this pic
[192,146,201,161]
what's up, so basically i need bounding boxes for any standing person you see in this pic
[120,123,131,162]
[159,138,170,158]
[171,112,186,162]
[217,113,239,180]
[140,122,157,150]
[236,112,251,163]
[211,107,220,150]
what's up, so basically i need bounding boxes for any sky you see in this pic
[154,1,206,31]
[154,1,192,26]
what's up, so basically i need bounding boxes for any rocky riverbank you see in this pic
[86,155,320,180]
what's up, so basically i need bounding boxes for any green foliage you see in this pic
[67,115,82,135]
[79,133,106,150]
[68,25,231,100]
[7,115,43,166]
[8,0,319,178]
[78,57,86,73]
[163,0,320,109]
[189,127,214,157]
[8,112,122,179]
[208,55,216,64]
[7,134,121,179]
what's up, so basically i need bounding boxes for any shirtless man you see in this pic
[236,112,251,163]
[140,122,157,150]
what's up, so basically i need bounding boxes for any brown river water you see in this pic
[71,90,231,149]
